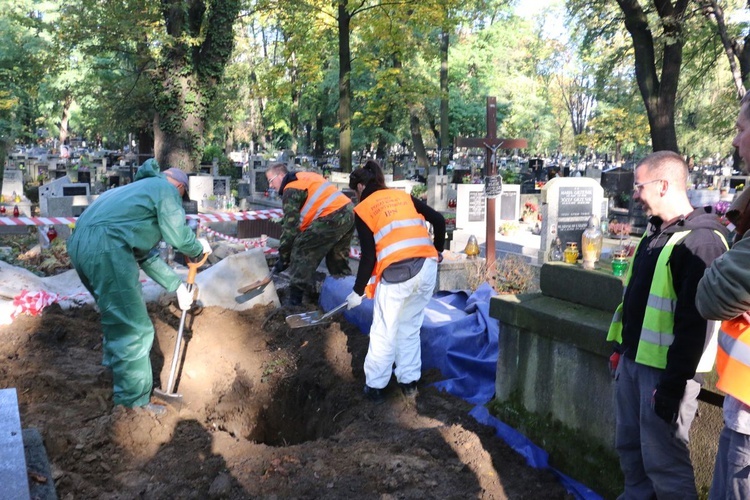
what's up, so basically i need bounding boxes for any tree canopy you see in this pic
[2,0,749,170]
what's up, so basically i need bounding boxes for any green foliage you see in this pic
[500,168,519,184]
[488,396,623,499]
[410,184,427,199]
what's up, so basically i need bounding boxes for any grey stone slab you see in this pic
[0,388,31,500]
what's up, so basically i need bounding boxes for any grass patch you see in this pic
[487,396,623,499]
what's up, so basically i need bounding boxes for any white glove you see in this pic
[176,283,193,311]
[346,291,364,310]
[197,238,212,255]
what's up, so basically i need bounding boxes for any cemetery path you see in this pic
[4,302,572,499]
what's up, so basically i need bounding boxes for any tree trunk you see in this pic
[58,94,73,146]
[290,50,300,155]
[440,29,450,170]
[315,115,324,158]
[338,1,353,172]
[616,0,687,153]
[151,0,241,172]
[410,108,429,169]
[700,0,749,97]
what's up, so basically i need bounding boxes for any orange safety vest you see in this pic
[354,189,437,298]
[285,172,351,231]
[716,316,750,406]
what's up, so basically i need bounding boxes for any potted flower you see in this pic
[521,201,539,224]
[714,200,731,227]
[498,220,520,236]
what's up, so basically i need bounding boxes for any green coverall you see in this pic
[67,159,203,408]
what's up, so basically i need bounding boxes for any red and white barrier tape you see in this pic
[198,224,275,252]
[0,208,284,227]
[11,278,152,319]
[11,289,90,319]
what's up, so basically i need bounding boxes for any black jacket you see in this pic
[620,207,728,397]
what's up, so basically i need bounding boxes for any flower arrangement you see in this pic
[714,200,731,216]
[608,221,631,238]
[498,220,520,236]
[521,201,540,223]
[714,200,731,226]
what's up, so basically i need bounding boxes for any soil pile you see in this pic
[2,301,572,499]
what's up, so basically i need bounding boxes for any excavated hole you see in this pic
[248,378,337,446]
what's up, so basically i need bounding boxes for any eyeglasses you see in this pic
[633,179,664,191]
[266,173,280,185]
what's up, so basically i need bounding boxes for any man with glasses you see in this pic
[266,163,354,306]
[607,151,728,499]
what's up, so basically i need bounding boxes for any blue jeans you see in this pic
[709,425,750,499]
[614,357,700,500]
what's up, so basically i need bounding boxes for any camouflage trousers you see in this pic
[287,206,354,292]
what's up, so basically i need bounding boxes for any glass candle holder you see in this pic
[612,258,628,277]
[563,242,579,264]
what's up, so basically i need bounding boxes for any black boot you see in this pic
[284,286,304,307]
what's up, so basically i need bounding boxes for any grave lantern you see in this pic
[581,215,603,270]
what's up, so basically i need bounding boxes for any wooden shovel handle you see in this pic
[185,252,209,285]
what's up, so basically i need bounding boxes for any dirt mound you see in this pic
[2,302,572,499]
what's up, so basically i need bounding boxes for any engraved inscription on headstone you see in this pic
[500,191,518,220]
[557,186,593,247]
[468,191,485,222]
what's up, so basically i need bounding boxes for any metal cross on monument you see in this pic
[455,96,527,271]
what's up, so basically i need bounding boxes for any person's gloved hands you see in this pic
[608,351,620,378]
[272,259,286,275]
[652,385,682,425]
[437,252,444,264]
[176,283,193,311]
[197,238,212,255]
[346,291,364,310]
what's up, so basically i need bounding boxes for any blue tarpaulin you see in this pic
[319,276,601,500]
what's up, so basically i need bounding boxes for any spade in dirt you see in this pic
[153,252,209,405]
[285,301,347,329]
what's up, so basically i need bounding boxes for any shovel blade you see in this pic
[285,310,329,329]
[152,388,183,407]
[284,301,347,329]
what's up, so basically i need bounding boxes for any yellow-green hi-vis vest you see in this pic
[607,230,728,371]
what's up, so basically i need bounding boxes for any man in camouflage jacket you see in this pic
[266,163,354,305]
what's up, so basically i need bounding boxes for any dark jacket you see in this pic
[621,207,728,396]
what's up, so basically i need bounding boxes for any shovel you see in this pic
[154,251,209,404]
[285,301,348,329]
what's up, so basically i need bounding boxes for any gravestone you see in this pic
[253,169,268,194]
[499,189,520,221]
[539,177,604,263]
[427,168,452,211]
[213,176,231,197]
[188,175,214,208]
[451,183,522,253]
[2,169,24,200]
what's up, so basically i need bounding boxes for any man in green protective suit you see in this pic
[67,159,212,414]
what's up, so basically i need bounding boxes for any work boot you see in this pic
[398,381,418,397]
[363,385,386,404]
[284,286,304,307]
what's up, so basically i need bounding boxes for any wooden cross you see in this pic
[455,96,527,270]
